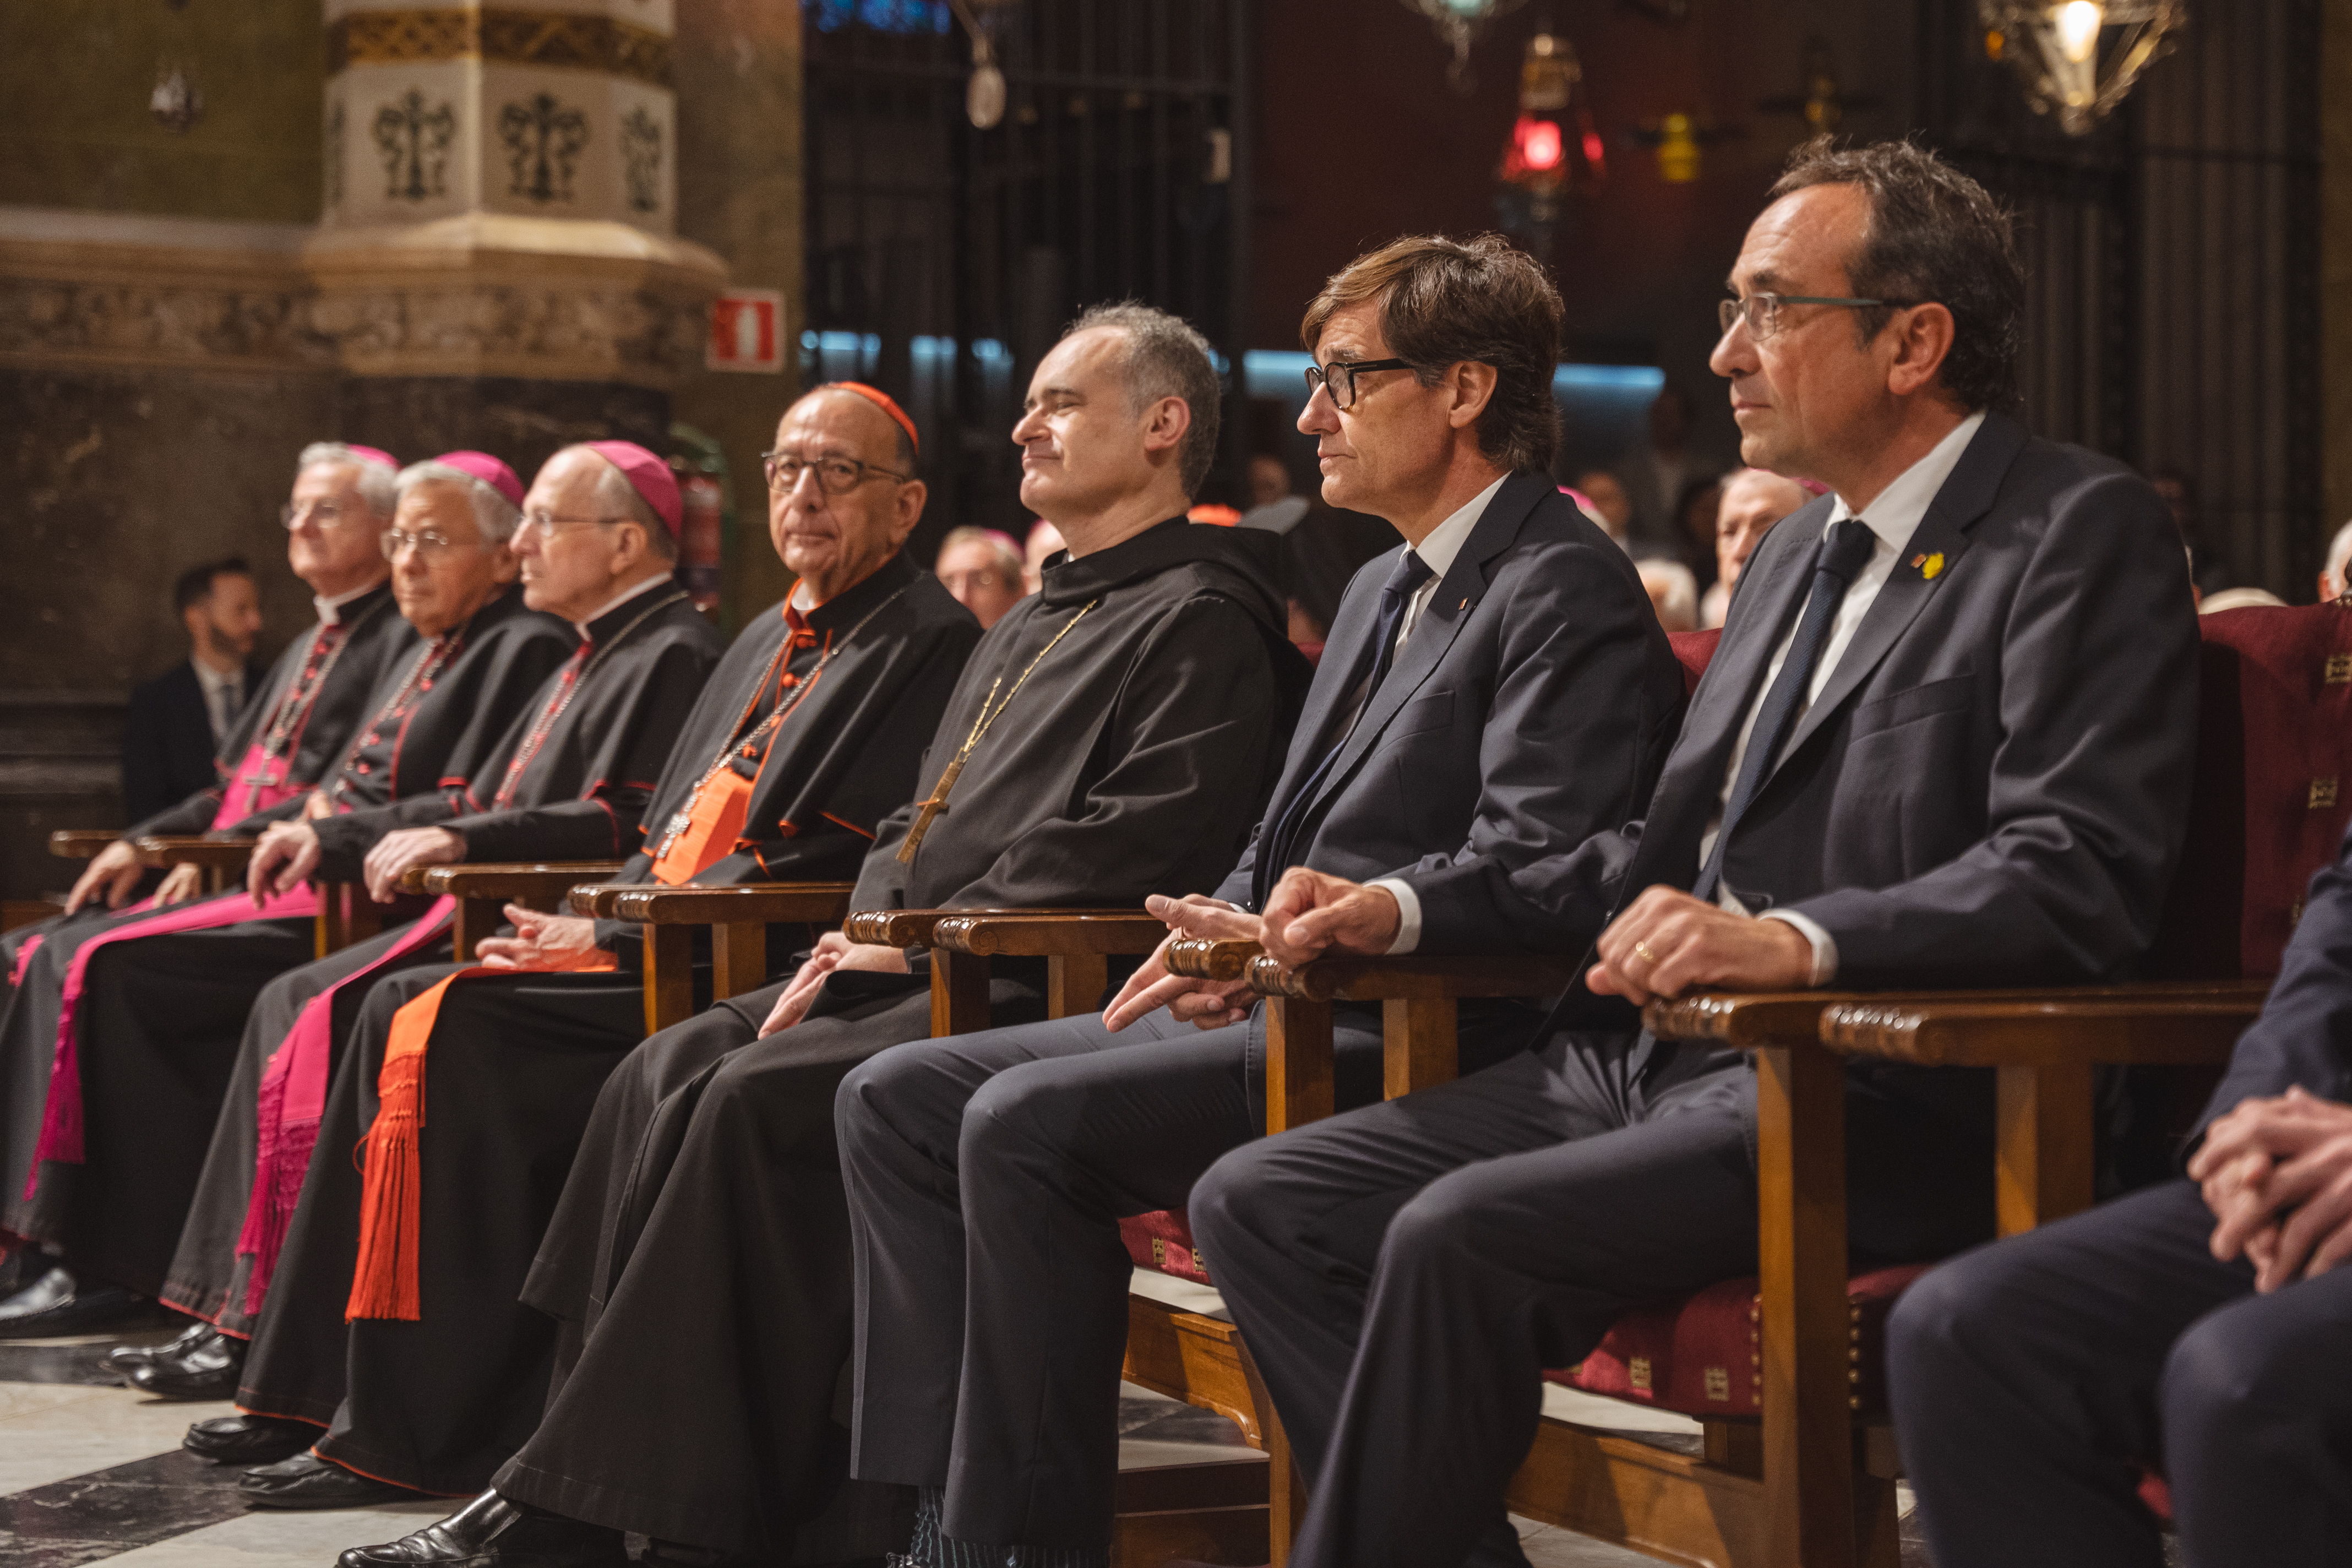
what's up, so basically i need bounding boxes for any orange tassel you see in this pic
[345,972,468,1321]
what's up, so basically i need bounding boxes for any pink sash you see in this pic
[212,741,306,830]
[22,883,318,1203]
[232,895,456,1310]
[8,933,45,988]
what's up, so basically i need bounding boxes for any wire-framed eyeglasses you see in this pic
[1717,292,1914,343]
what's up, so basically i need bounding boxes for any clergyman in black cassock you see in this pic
[229,398,989,1511]
[157,574,721,1343]
[1888,814,2352,1567]
[0,573,570,1308]
[1184,150,2204,1568]
[834,238,1690,1568]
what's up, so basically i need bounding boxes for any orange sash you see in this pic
[650,766,754,886]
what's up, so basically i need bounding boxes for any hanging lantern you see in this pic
[1495,31,1604,252]
[1398,0,1530,94]
[1654,114,1701,182]
[1976,1,2187,135]
[948,0,1020,129]
[1755,36,1881,140]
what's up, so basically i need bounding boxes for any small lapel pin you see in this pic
[1458,597,1469,611]
[1910,551,1945,580]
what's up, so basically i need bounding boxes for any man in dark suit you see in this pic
[121,559,268,824]
[833,234,1687,1568]
[1184,138,2202,1568]
[1889,823,2352,1567]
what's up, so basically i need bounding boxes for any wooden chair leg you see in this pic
[1381,995,1456,1098]
[346,892,382,945]
[315,888,346,959]
[713,920,766,1002]
[645,923,695,1033]
[454,896,502,961]
[1262,995,1334,1133]
[1995,1062,2095,1236]
[1754,1042,1856,1568]
[1048,951,1109,1020]
[931,946,991,1036]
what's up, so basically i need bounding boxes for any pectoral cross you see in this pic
[896,755,967,863]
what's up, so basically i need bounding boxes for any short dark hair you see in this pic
[1300,233,1564,473]
[174,557,252,614]
[1768,137,2024,415]
[1066,302,1223,497]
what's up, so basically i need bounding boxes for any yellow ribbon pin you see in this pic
[1910,551,1945,581]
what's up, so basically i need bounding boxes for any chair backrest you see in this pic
[2148,603,2352,980]
[1667,628,1719,696]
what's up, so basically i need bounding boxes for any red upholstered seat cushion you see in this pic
[1122,1209,1212,1285]
[1542,1266,1928,1419]
[1667,628,1719,696]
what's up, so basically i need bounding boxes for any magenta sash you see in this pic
[212,741,305,830]
[22,883,319,1202]
[232,895,456,1310]
[8,933,45,988]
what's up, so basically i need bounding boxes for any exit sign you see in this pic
[709,290,785,373]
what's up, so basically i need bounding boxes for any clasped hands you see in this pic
[2188,1086,2352,1293]
[1101,869,1404,1033]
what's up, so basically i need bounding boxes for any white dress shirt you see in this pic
[1702,410,1985,984]
[192,658,245,743]
[1355,472,1504,955]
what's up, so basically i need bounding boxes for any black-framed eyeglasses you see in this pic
[763,451,911,496]
[1717,292,1915,343]
[1304,358,1418,411]
[379,527,472,560]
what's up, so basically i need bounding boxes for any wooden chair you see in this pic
[50,827,386,959]
[1119,603,2352,1567]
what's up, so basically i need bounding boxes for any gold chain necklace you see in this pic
[897,598,1098,862]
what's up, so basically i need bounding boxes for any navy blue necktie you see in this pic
[1691,518,1877,905]
[1257,548,1435,893]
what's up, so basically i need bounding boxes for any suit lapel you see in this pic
[1776,413,2023,763]
[1302,473,1544,814]
[1257,549,1393,831]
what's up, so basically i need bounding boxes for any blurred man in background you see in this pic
[1637,558,1699,633]
[122,559,268,823]
[934,525,1027,630]
[1700,467,1812,628]
[1571,467,1633,547]
[2317,519,2352,603]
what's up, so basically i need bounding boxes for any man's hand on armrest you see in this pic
[1104,895,1262,1033]
[1255,869,1403,970]
[1585,886,1815,1006]
[2190,1086,2352,1292]
[365,826,466,903]
[476,907,608,973]
[759,933,909,1037]
[63,840,144,915]
[247,820,322,904]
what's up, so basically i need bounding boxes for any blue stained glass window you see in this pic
[803,0,952,34]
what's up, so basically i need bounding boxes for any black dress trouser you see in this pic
[1186,1033,1757,1568]
[1888,1177,2352,1568]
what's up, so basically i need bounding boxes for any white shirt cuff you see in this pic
[1366,878,1421,955]
[1760,910,1838,987]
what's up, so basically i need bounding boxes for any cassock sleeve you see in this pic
[902,592,1283,910]
[443,637,717,865]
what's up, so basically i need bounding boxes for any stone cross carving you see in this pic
[373,88,456,200]
[499,92,590,203]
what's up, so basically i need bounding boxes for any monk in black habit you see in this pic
[0,444,562,1335]
[335,306,1309,1565]
[112,443,723,1407]
[218,385,984,1511]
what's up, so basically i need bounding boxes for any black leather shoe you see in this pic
[126,1326,243,1398]
[336,1490,629,1566]
[107,1318,215,1374]
[184,1413,317,1466]
[238,1451,416,1510]
[0,1268,168,1338]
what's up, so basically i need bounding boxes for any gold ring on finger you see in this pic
[1631,941,1661,967]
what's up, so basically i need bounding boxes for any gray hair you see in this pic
[1066,302,1223,498]
[393,460,522,545]
[297,442,398,519]
[937,525,1025,580]
[578,448,678,562]
[1637,558,1700,633]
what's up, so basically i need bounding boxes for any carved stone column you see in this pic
[309,0,727,467]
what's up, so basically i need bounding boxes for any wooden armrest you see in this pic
[49,830,122,859]
[132,835,256,870]
[1646,978,2267,1047]
[1166,937,1261,981]
[1248,952,1584,1002]
[609,883,855,925]
[417,862,625,903]
[568,883,633,918]
[1821,979,2269,1067]
[931,912,1166,957]
[842,906,1140,949]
